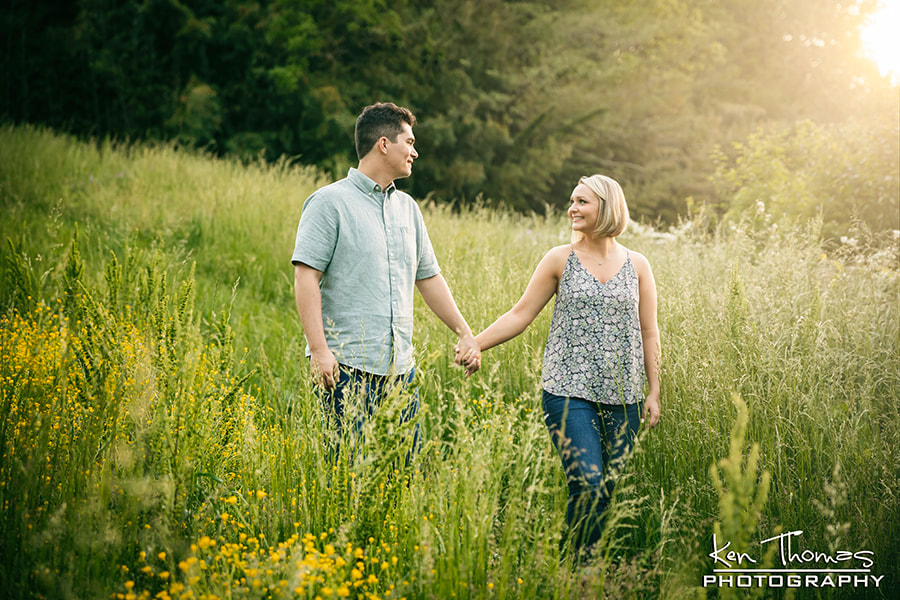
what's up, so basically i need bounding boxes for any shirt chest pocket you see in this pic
[396,225,417,267]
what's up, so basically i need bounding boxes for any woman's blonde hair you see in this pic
[571,174,629,242]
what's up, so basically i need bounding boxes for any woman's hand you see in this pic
[643,391,661,428]
[454,335,481,377]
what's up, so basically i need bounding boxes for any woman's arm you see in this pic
[468,247,567,356]
[634,252,661,427]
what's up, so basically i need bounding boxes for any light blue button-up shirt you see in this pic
[292,168,441,376]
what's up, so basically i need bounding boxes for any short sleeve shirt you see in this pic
[291,168,440,376]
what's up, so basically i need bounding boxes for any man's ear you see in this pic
[378,137,389,153]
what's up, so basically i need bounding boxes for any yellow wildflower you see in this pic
[197,536,216,550]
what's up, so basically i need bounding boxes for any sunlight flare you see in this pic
[861,1,900,82]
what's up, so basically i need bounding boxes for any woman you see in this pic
[459,174,661,553]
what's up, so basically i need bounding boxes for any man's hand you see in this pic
[309,347,339,389]
[454,334,481,377]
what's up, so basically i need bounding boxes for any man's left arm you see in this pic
[415,274,481,376]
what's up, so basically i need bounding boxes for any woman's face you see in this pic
[568,183,601,233]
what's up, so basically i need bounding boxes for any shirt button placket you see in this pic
[383,194,398,364]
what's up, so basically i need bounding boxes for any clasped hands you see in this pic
[454,334,481,377]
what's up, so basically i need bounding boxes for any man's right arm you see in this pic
[294,263,338,389]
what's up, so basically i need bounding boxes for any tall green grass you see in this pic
[1,124,897,599]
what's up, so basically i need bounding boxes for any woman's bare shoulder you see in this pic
[540,244,572,267]
[545,243,573,260]
[530,244,571,280]
[625,247,654,276]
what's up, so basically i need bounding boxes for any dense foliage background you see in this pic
[3,0,898,228]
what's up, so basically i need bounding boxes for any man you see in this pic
[292,102,480,450]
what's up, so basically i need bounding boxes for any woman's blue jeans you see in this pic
[542,390,641,552]
[318,364,419,463]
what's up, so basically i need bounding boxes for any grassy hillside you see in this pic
[1,124,898,599]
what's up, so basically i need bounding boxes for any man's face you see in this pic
[384,122,418,180]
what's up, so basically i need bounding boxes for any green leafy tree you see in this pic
[711,118,900,238]
[2,0,896,220]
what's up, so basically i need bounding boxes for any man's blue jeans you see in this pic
[318,364,419,462]
[542,390,641,552]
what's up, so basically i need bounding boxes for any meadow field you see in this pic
[1,124,898,599]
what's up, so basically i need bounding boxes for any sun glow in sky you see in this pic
[860,1,900,82]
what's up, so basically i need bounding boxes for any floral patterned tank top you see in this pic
[542,249,644,404]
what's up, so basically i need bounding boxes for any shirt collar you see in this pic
[348,167,396,196]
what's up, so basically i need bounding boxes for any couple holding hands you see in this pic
[292,102,660,552]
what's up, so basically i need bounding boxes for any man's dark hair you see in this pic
[354,102,417,160]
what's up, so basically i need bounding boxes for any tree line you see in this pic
[3,0,897,229]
